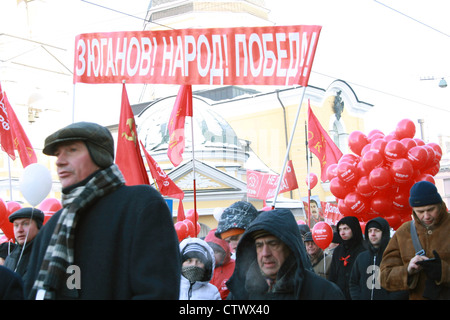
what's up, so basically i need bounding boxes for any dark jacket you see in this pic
[4,240,34,279]
[0,265,24,300]
[23,184,181,300]
[226,209,344,300]
[349,217,407,300]
[329,216,365,299]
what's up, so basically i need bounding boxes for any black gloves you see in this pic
[419,250,442,282]
[420,250,443,300]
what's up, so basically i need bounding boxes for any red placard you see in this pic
[247,160,298,200]
[73,25,321,86]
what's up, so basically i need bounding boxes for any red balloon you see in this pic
[38,198,62,213]
[185,209,199,224]
[390,158,414,184]
[413,138,425,146]
[326,163,338,181]
[427,142,442,161]
[384,213,402,230]
[407,146,428,169]
[312,221,333,250]
[0,199,14,240]
[361,150,384,172]
[368,129,384,140]
[400,138,417,152]
[182,219,195,238]
[330,177,354,199]
[344,192,369,215]
[6,201,22,214]
[384,140,407,162]
[339,153,360,166]
[356,175,375,198]
[356,160,370,178]
[395,119,416,140]
[306,173,318,189]
[415,173,435,184]
[338,199,352,216]
[370,193,393,215]
[423,163,440,176]
[360,144,371,157]
[368,132,385,143]
[369,167,392,190]
[423,145,438,170]
[174,221,189,242]
[370,138,387,156]
[348,131,369,156]
[336,162,359,185]
[383,132,398,143]
[392,191,411,211]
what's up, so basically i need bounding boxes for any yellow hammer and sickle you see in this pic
[122,118,137,146]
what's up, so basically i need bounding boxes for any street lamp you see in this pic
[439,78,447,88]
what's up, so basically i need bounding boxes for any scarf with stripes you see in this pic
[32,164,125,299]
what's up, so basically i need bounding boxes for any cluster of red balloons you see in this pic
[0,198,62,242]
[174,209,201,242]
[327,119,442,230]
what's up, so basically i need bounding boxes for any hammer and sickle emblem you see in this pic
[121,118,136,145]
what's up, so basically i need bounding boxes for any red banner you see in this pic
[247,160,298,200]
[73,25,321,86]
[321,201,344,225]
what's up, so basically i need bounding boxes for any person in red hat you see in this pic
[205,229,235,299]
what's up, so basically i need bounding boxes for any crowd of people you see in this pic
[0,122,448,300]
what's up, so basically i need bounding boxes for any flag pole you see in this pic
[305,120,311,228]
[271,86,307,209]
[7,157,13,201]
[190,104,198,237]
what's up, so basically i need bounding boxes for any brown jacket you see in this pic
[380,204,450,299]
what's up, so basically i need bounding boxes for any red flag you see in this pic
[115,83,150,185]
[167,85,193,167]
[247,160,298,200]
[0,84,15,160]
[140,140,184,200]
[307,101,343,182]
[4,94,37,167]
[140,140,185,221]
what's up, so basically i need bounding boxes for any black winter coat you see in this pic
[0,266,24,299]
[226,209,344,300]
[23,184,181,300]
[349,217,407,300]
[329,216,365,299]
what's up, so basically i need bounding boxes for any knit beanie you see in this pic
[182,243,210,265]
[409,181,442,207]
[215,201,258,239]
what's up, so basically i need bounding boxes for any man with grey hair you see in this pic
[23,122,180,300]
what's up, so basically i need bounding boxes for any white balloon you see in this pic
[213,207,224,221]
[20,163,53,207]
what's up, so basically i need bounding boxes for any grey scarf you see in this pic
[32,164,125,299]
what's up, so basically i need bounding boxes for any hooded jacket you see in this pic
[349,217,407,300]
[226,209,344,300]
[204,229,235,299]
[179,237,221,300]
[380,204,450,300]
[329,216,365,299]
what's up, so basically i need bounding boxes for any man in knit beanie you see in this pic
[381,181,450,299]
